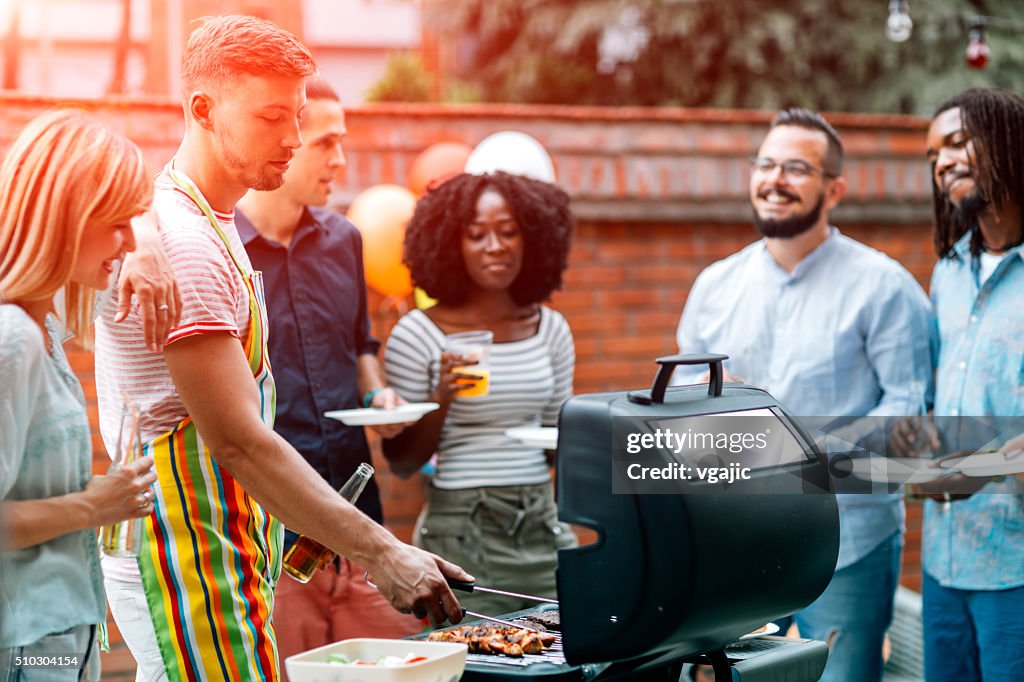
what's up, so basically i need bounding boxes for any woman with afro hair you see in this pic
[383,171,577,614]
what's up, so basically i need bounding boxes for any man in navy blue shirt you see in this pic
[237,76,422,671]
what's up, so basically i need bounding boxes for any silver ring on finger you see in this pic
[158,304,170,311]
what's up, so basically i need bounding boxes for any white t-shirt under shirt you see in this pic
[94,169,253,582]
[979,250,1007,285]
[384,307,575,490]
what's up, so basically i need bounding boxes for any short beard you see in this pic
[954,190,989,225]
[752,195,825,239]
[222,145,284,192]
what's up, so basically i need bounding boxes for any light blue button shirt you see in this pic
[675,229,934,569]
[0,305,107,648]
[923,234,1024,590]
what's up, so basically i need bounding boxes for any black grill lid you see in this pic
[555,354,839,665]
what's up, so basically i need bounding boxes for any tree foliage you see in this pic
[365,52,436,103]
[427,0,1024,114]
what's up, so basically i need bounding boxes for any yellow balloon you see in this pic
[414,287,437,310]
[347,184,417,297]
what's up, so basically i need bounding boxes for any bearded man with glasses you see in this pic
[673,108,934,682]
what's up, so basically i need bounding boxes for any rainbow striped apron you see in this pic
[140,169,282,681]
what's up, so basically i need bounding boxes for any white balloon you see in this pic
[464,131,556,183]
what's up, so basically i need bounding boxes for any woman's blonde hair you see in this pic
[0,109,152,341]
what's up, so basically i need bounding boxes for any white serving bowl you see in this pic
[285,638,467,682]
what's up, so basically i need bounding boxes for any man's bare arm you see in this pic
[164,333,469,622]
[118,209,183,351]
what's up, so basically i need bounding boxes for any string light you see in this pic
[883,4,1024,70]
[885,0,913,43]
[964,22,990,70]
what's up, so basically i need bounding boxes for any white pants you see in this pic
[102,575,167,682]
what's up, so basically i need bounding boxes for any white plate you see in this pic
[738,622,780,640]
[325,403,440,426]
[505,426,559,450]
[837,457,951,484]
[945,450,1024,478]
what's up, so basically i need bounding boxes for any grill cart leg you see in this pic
[709,649,731,682]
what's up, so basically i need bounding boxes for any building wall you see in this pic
[0,95,935,676]
[0,0,418,101]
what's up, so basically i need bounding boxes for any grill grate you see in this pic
[464,631,567,669]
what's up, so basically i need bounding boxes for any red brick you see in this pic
[856,160,870,201]
[574,360,644,387]
[841,130,884,155]
[601,289,661,308]
[659,166,672,196]
[562,312,626,334]
[597,240,671,262]
[627,264,698,285]
[631,311,684,333]
[589,222,628,239]
[888,131,927,156]
[701,238,751,259]
[614,158,628,197]
[666,241,704,259]
[379,152,397,185]
[600,334,674,358]
[572,336,600,360]
[694,127,759,155]
[562,265,627,287]
[549,289,598,312]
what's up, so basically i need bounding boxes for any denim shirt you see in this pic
[675,229,934,569]
[0,305,106,648]
[923,234,1024,590]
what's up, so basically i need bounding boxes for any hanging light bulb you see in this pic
[965,24,990,70]
[886,0,913,43]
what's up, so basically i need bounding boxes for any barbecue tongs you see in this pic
[442,578,558,628]
[364,573,556,630]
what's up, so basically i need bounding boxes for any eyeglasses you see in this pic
[749,156,837,180]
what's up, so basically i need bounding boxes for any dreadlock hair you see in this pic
[770,107,844,176]
[931,87,1024,259]
[403,172,574,306]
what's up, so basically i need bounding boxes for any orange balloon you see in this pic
[407,142,473,196]
[347,184,417,297]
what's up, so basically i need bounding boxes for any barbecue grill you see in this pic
[428,354,840,682]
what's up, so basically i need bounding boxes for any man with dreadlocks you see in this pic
[921,87,1024,681]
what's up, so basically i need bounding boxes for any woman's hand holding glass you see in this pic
[432,351,485,406]
[86,455,157,526]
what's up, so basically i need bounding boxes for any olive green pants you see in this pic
[414,482,577,615]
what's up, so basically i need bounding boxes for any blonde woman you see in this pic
[0,109,159,680]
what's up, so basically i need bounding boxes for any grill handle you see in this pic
[629,353,730,404]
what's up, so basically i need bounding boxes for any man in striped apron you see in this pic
[95,15,468,682]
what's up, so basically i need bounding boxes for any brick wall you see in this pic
[7,95,935,676]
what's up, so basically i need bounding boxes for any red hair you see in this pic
[181,14,316,100]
